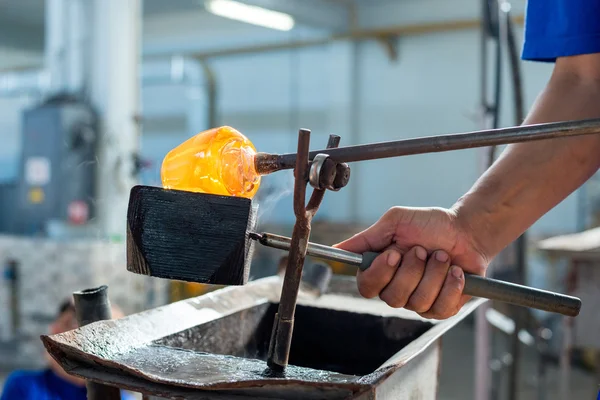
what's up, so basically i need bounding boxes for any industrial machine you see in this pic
[0,94,98,236]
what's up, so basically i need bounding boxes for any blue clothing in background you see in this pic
[522,0,600,62]
[1,369,135,400]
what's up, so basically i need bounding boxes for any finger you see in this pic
[379,246,427,308]
[455,267,486,310]
[356,248,402,299]
[333,209,398,254]
[405,250,451,314]
[458,294,472,308]
[419,265,465,319]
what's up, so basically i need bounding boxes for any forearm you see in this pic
[452,65,600,260]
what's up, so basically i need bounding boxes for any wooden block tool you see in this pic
[126,185,257,285]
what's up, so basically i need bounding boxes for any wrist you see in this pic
[450,192,498,264]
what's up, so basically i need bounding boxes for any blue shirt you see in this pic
[1,369,135,400]
[522,0,600,62]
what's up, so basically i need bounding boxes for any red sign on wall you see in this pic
[68,201,89,225]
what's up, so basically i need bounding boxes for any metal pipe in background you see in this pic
[6,260,20,338]
[73,285,121,400]
[475,0,499,398]
[499,1,527,399]
[198,58,218,128]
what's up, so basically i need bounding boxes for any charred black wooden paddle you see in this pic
[126,185,257,285]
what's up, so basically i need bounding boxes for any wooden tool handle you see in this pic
[360,252,580,317]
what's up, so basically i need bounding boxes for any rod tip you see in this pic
[248,232,263,241]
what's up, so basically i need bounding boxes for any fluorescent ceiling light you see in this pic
[205,0,295,31]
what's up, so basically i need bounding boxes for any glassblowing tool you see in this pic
[128,118,600,371]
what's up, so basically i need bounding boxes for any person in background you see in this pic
[0,298,136,400]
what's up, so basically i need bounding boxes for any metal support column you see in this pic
[45,0,67,95]
[474,1,499,399]
[90,0,142,240]
[45,0,87,96]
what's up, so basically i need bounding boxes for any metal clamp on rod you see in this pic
[308,153,351,191]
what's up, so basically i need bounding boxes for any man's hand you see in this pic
[335,206,489,320]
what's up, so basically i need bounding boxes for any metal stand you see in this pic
[498,2,527,399]
[266,131,348,371]
[476,1,527,399]
[73,285,121,400]
[475,1,502,398]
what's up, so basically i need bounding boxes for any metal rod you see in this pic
[500,3,527,398]
[255,118,600,174]
[266,129,311,371]
[7,260,20,338]
[254,232,362,266]
[252,232,581,317]
[476,1,497,398]
[72,285,121,400]
[266,131,338,371]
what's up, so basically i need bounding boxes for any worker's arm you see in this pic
[454,53,600,261]
[336,54,600,320]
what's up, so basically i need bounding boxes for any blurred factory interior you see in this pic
[1,0,599,399]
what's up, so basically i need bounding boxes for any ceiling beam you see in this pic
[179,15,524,60]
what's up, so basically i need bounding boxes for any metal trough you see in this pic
[41,275,484,399]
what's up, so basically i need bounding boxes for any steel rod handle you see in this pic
[359,252,580,317]
[251,233,581,317]
[255,234,581,317]
[462,274,580,317]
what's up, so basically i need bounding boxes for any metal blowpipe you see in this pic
[249,232,581,317]
[254,118,600,174]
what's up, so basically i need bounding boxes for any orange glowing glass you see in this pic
[161,126,260,199]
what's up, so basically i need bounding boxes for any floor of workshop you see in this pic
[0,318,596,399]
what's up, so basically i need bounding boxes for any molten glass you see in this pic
[161,126,260,199]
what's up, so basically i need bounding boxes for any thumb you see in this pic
[333,213,397,254]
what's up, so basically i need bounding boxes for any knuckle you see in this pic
[386,206,406,223]
[418,311,433,319]
[446,307,459,318]
[357,281,379,299]
[430,297,461,320]
[472,265,487,276]
[446,281,464,297]
[424,304,457,320]
[404,261,426,280]
[387,206,401,214]
[429,306,452,320]
[383,207,398,221]
[406,290,432,313]
[379,290,407,309]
